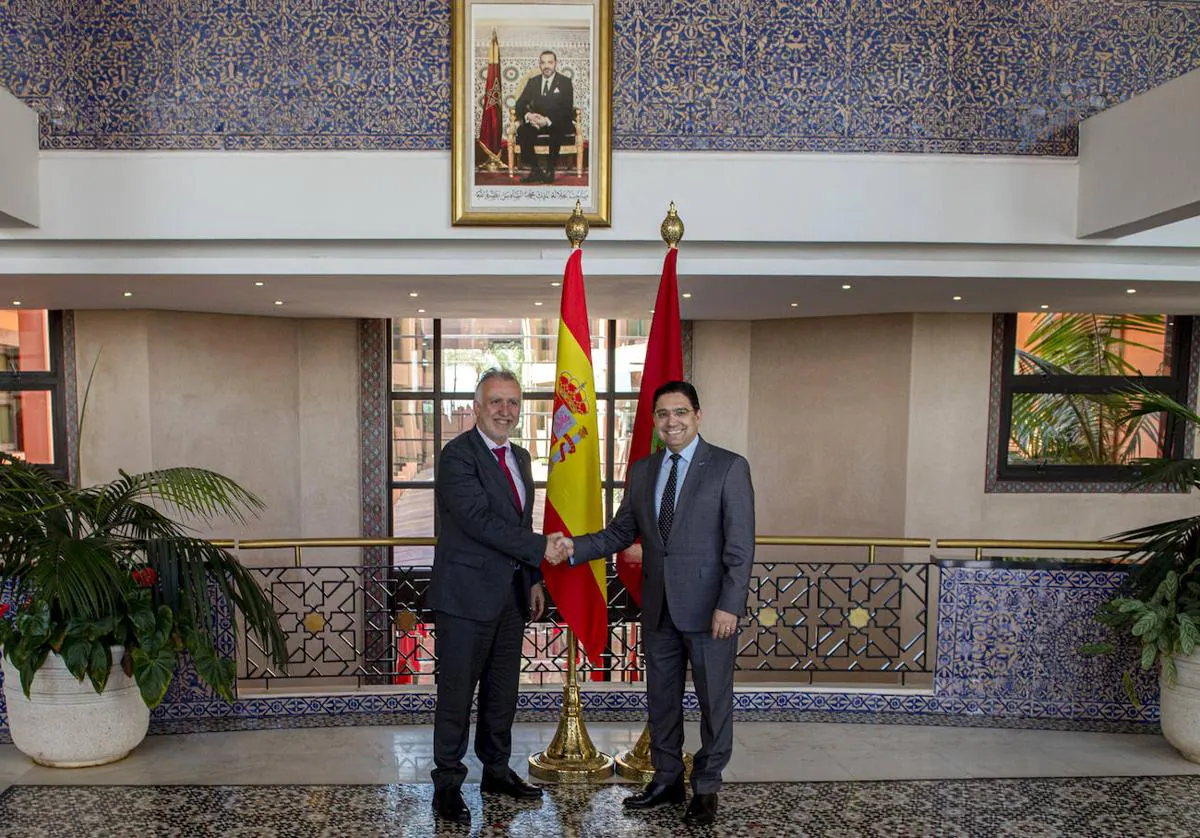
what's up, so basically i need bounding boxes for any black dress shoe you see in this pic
[480,768,544,800]
[623,778,686,810]
[683,792,718,826]
[521,167,543,183]
[432,789,471,825]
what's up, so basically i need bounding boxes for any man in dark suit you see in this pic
[514,49,575,183]
[428,368,570,826]
[557,381,755,827]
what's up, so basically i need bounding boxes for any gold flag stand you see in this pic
[528,631,615,781]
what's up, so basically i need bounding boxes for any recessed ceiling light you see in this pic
[255,281,265,287]
[1126,288,1137,294]
[1040,304,1050,309]
[953,295,962,301]
[790,303,798,308]
[682,292,692,299]
[123,291,133,297]
[841,284,852,290]
[417,308,426,313]
[11,301,20,306]
[534,301,543,306]
[409,292,419,298]
[551,281,560,287]
[274,300,284,306]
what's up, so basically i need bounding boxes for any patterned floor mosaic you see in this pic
[1,776,1198,837]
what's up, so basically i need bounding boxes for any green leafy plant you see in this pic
[1079,385,1200,699]
[0,453,287,707]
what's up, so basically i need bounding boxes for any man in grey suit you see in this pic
[557,380,755,827]
[427,368,570,826]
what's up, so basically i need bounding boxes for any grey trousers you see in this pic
[643,605,737,794]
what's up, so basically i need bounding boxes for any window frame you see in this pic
[990,312,1196,490]
[388,318,640,541]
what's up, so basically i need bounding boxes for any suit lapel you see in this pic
[468,429,522,521]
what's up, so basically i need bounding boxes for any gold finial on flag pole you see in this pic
[660,201,684,249]
[528,630,615,781]
[565,201,590,250]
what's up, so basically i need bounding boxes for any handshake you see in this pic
[543,532,575,565]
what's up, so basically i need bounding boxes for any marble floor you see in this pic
[1,720,1198,835]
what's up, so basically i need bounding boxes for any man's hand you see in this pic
[619,543,643,566]
[544,532,569,565]
[711,609,738,640]
[529,582,546,621]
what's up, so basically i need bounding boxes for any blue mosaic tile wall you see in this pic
[2,1,1198,154]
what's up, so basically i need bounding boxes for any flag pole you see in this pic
[614,201,694,783]
[528,203,615,782]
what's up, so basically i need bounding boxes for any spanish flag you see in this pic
[617,248,683,606]
[541,249,607,665]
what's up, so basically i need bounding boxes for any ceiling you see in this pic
[0,271,1197,322]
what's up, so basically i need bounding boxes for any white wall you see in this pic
[1079,68,1200,239]
[0,89,39,227]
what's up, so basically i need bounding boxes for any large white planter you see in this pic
[1161,650,1200,763]
[2,645,150,768]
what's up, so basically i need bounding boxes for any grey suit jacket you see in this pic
[571,437,755,633]
[427,428,545,623]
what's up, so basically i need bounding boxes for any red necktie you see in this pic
[493,447,522,511]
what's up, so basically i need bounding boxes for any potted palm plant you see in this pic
[0,452,288,766]
[1080,386,1200,760]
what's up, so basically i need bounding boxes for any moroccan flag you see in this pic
[478,31,503,155]
[542,249,607,665]
[617,247,684,607]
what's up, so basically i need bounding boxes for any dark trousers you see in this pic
[643,602,737,794]
[515,122,564,172]
[431,591,525,792]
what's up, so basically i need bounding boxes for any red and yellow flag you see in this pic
[542,249,607,665]
[617,248,684,607]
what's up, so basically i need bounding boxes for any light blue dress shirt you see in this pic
[654,435,700,521]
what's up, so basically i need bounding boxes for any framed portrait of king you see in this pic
[451,0,612,226]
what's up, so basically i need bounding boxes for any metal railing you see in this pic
[229,535,937,690]
[934,538,1141,562]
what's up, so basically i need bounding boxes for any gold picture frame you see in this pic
[451,0,612,227]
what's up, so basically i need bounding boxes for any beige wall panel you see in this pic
[746,315,914,541]
[691,321,751,456]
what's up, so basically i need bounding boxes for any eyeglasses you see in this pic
[653,408,693,420]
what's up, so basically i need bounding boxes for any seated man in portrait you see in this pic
[514,49,574,184]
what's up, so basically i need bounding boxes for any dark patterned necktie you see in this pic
[542,78,550,96]
[658,453,681,544]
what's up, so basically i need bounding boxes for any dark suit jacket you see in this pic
[428,428,545,623]
[515,72,575,142]
[571,437,755,633]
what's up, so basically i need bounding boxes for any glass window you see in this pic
[0,310,65,473]
[390,318,434,392]
[994,313,1194,487]
[0,310,52,373]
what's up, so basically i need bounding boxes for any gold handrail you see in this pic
[935,538,1141,561]
[218,535,931,567]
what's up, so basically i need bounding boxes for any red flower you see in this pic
[132,567,158,588]
[0,603,9,618]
